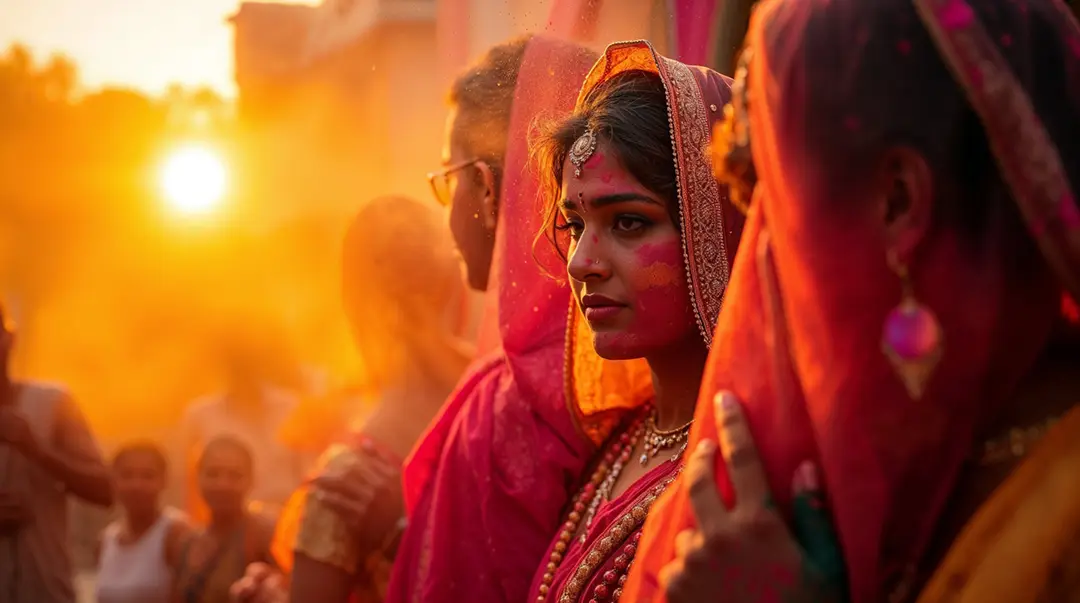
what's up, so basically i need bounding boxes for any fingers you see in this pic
[311,457,394,498]
[685,439,727,537]
[790,461,845,586]
[229,577,253,601]
[715,391,769,508]
[309,473,371,499]
[359,452,399,481]
[254,572,287,603]
[673,528,696,559]
[230,563,273,601]
[246,562,275,580]
[314,489,370,529]
[659,557,690,603]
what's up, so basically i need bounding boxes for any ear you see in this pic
[478,162,499,231]
[876,146,934,265]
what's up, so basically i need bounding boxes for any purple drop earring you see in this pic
[881,252,943,399]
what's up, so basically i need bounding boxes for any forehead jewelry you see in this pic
[569,127,598,178]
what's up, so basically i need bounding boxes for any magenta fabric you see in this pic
[673,0,718,65]
[384,37,599,603]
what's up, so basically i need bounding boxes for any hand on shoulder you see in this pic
[660,392,846,603]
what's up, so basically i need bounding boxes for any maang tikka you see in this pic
[881,251,943,399]
[569,127,598,178]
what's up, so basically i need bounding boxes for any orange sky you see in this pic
[0,0,317,96]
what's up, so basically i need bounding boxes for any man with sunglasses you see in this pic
[426,38,521,292]
[0,302,113,603]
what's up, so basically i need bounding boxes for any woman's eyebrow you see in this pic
[560,192,660,210]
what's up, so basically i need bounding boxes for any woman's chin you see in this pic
[591,332,645,361]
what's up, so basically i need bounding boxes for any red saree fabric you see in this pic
[384,37,598,603]
[627,1,1080,601]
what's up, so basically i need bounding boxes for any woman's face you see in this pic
[113,451,165,515]
[197,445,252,515]
[560,141,698,360]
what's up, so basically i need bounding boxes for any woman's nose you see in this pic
[567,234,610,283]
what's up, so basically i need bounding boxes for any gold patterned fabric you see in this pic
[291,446,364,574]
[565,40,742,445]
[917,406,1080,603]
[273,444,397,603]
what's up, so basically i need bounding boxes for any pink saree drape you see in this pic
[384,37,599,603]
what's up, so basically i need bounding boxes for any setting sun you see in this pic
[159,145,228,215]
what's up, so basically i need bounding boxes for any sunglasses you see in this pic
[426,159,493,207]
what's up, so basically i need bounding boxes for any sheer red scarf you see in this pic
[627,1,1080,601]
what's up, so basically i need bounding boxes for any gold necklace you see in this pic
[640,412,693,466]
[976,416,1060,466]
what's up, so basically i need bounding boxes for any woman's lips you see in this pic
[583,305,625,322]
[580,293,626,323]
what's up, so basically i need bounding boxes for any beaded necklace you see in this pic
[536,409,684,603]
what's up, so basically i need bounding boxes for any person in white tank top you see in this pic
[96,442,192,603]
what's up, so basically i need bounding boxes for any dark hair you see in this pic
[197,435,254,475]
[533,70,677,260]
[448,34,533,164]
[790,0,1080,272]
[112,440,168,475]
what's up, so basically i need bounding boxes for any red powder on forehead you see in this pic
[583,151,605,171]
[600,172,613,184]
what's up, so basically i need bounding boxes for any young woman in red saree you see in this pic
[625,0,1080,601]
[527,40,745,603]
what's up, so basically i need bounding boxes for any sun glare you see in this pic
[159,145,228,215]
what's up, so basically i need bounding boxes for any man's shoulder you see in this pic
[17,380,69,398]
[15,380,72,409]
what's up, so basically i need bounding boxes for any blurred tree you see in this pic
[40,54,77,102]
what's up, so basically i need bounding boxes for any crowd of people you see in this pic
[2,0,1080,601]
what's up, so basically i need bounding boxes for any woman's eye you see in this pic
[556,217,585,239]
[613,216,647,233]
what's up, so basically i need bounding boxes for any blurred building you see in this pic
[228,0,673,225]
[230,1,435,224]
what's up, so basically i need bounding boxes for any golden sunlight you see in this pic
[158,144,228,215]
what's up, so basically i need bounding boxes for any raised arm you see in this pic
[46,391,114,506]
[0,389,113,506]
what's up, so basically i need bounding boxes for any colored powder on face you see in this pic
[583,151,605,172]
[638,262,681,288]
[634,242,685,289]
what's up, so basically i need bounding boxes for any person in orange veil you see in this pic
[625,0,1080,602]
[525,40,745,603]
